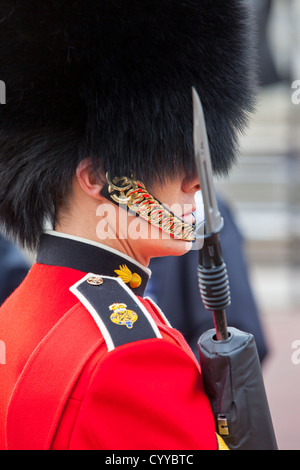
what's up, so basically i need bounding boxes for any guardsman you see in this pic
[0,1,255,450]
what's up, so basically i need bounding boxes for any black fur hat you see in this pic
[0,0,256,248]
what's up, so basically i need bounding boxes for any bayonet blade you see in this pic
[192,87,223,235]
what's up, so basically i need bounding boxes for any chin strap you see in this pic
[100,173,195,242]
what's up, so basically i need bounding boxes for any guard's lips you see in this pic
[181,205,197,225]
[181,213,196,225]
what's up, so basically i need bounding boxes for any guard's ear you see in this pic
[76,158,105,200]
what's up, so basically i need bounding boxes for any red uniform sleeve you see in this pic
[68,338,218,450]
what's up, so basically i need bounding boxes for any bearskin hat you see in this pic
[0,0,256,248]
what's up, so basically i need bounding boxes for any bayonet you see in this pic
[192,87,230,340]
[192,87,223,236]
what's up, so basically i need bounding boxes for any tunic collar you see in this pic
[37,230,151,297]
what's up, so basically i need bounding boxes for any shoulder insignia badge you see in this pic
[69,273,162,351]
[114,264,142,289]
[109,303,138,329]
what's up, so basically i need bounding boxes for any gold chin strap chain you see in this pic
[105,173,195,242]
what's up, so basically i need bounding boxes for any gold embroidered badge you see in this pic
[114,264,142,289]
[109,303,138,329]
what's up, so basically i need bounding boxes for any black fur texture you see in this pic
[0,0,256,248]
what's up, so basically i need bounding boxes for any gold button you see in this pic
[87,276,104,286]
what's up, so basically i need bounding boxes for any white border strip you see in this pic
[144,296,172,328]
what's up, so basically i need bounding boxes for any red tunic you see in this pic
[0,232,218,450]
